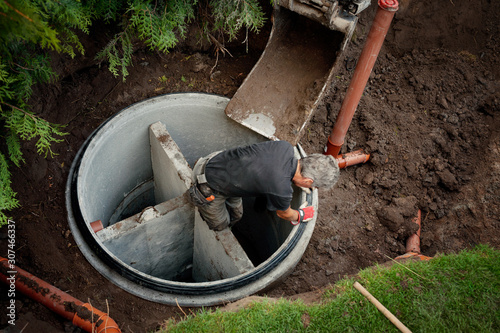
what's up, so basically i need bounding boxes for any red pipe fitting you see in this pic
[395,210,432,261]
[336,149,370,169]
[325,0,399,157]
[379,0,399,11]
[91,219,104,232]
[0,257,121,333]
[406,209,421,253]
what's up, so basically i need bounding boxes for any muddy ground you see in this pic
[1,0,499,332]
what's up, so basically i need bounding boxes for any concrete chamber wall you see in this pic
[66,93,319,306]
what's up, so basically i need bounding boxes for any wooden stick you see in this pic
[353,282,412,333]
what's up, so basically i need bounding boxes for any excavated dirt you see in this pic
[1,0,499,332]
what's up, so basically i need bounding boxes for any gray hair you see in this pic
[300,154,340,189]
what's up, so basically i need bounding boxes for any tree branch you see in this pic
[4,1,34,22]
[1,101,38,122]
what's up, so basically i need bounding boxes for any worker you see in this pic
[189,140,339,231]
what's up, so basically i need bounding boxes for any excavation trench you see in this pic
[66,93,319,306]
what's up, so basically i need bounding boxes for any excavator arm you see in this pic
[225,0,371,144]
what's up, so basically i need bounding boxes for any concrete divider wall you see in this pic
[97,193,195,280]
[149,121,193,203]
[149,121,257,282]
[192,209,255,282]
[96,120,258,282]
[94,122,197,280]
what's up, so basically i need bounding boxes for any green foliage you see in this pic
[209,0,265,40]
[0,152,19,225]
[0,0,89,225]
[0,0,60,52]
[95,30,134,79]
[0,0,269,225]
[35,0,92,57]
[95,0,198,80]
[94,0,266,80]
[129,0,195,50]
[4,107,67,158]
[86,0,122,22]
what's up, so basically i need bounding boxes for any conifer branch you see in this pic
[0,0,270,222]
[4,1,33,22]
[1,101,32,117]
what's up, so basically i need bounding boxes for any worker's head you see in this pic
[293,154,339,189]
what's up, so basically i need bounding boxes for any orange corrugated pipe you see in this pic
[325,0,399,158]
[0,257,121,333]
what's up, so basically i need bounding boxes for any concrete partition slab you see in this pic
[99,122,197,280]
[193,209,255,282]
[97,193,194,280]
[149,121,193,203]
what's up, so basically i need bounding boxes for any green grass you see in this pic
[157,245,500,332]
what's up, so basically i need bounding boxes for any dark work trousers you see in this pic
[192,152,243,231]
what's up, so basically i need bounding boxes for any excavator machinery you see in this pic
[225,0,372,145]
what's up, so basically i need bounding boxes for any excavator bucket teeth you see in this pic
[225,7,354,145]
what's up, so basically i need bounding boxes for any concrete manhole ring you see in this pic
[66,93,318,306]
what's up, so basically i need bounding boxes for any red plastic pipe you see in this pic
[91,219,104,232]
[336,149,370,169]
[406,209,421,253]
[0,257,121,333]
[325,0,399,157]
[395,209,432,261]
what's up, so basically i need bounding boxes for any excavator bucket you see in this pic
[225,0,370,145]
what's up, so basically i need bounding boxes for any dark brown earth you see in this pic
[1,0,499,332]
